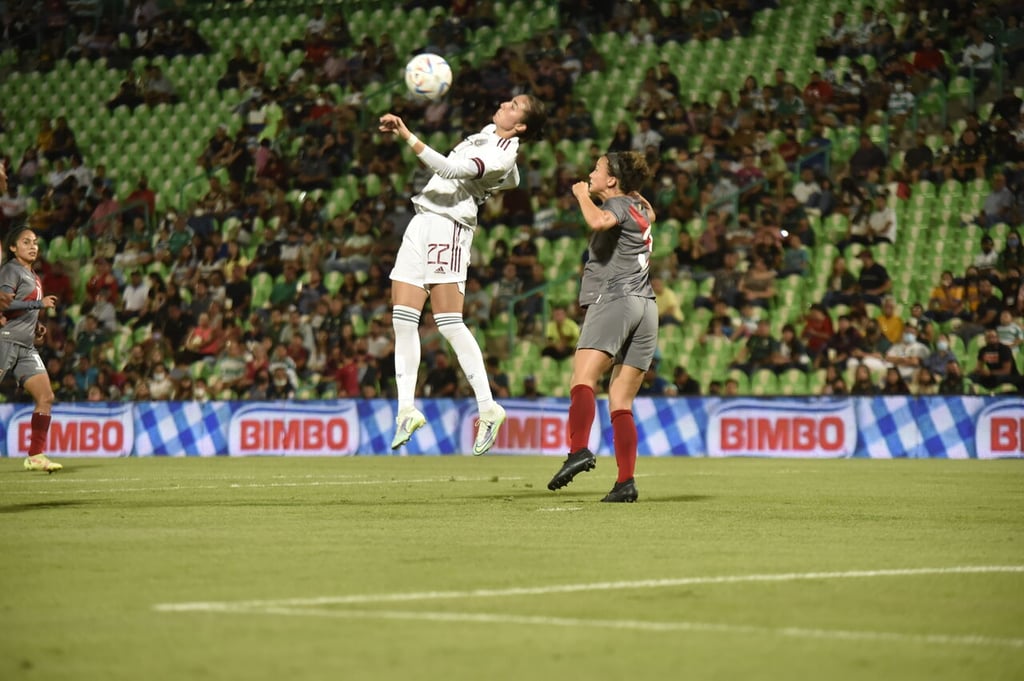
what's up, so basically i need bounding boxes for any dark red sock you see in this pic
[29,412,51,456]
[568,385,596,452]
[611,409,637,483]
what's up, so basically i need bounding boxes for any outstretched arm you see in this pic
[379,113,494,180]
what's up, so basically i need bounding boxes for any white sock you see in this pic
[392,305,422,413]
[434,312,495,413]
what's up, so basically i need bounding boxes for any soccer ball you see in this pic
[404,53,452,100]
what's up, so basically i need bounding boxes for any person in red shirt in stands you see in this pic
[912,36,948,84]
[85,257,120,304]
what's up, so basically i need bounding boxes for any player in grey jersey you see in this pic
[0,227,61,471]
[547,151,657,502]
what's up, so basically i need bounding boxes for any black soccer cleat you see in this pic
[547,448,596,491]
[601,478,638,503]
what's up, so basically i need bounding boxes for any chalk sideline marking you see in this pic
[230,606,1024,649]
[155,565,1024,612]
[154,565,1024,649]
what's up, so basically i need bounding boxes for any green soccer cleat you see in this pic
[391,408,427,450]
[24,454,62,473]
[472,404,506,456]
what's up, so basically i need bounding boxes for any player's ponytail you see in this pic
[606,152,650,194]
[519,95,548,141]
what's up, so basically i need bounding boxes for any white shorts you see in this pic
[390,212,474,292]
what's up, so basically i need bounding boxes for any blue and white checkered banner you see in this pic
[0,397,1020,458]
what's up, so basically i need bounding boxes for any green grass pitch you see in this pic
[1,456,1022,681]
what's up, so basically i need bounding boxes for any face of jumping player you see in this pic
[9,229,40,266]
[586,156,618,198]
[492,95,531,137]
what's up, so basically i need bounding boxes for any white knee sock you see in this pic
[392,305,422,413]
[434,312,495,413]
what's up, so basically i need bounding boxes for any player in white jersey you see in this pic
[378,94,546,455]
[0,227,61,471]
[546,151,657,502]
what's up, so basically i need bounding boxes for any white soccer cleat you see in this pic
[472,404,506,456]
[24,454,62,473]
[391,408,427,450]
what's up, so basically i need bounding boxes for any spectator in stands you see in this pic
[911,36,948,86]
[485,355,510,400]
[970,329,1023,392]
[973,234,999,276]
[952,128,987,183]
[850,363,877,394]
[885,326,930,382]
[976,172,1018,228]
[956,278,1003,345]
[817,11,851,60]
[651,277,683,326]
[1000,240,1024,282]
[854,249,891,305]
[926,270,967,323]
[902,131,935,184]
[996,309,1024,357]
[663,365,697,396]
[958,26,995,96]
[939,359,971,395]
[880,366,910,395]
[847,133,887,182]
[818,314,861,370]
[541,305,581,361]
[695,249,742,310]
[141,64,178,105]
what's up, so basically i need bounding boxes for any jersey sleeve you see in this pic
[0,263,18,294]
[416,135,518,183]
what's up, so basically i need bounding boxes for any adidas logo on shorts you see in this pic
[434,266,446,274]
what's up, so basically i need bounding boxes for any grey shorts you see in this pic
[0,341,46,386]
[577,296,659,370]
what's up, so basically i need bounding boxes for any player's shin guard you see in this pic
[392,305,422,412]
[434,312,494,413]
[611,409,637,483]
[29,412,51,456]
[568,385,596,452]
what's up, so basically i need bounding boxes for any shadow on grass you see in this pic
[0,500,88,514]
[469,491,714,503]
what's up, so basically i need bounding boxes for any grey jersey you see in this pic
[578,195,655,307]
[0,260,43,347]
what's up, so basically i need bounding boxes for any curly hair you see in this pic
[605,151,650,194]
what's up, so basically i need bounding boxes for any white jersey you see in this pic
[411,124,520,230]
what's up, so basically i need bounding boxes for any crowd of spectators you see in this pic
[1,0,1023,404]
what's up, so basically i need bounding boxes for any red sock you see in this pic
[568,385,596,452]
[611,409,637,483]
[29,412,51,456]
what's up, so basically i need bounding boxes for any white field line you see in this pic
[154,565,1024,612]
[0,476,524,496]
[214,606,1024,650]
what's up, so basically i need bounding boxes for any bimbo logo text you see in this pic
[708,400,857,458]
[228,403,359,456]
[8,405,133,458]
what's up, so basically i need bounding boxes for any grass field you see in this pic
[1,455,1022,681]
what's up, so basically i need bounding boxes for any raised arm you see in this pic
[379,113,496,180]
